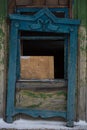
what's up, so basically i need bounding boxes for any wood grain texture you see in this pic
[16,0,32,5]
[16,89,67,111]
[46,0,58,6]
[16,80,67,90]
[20,56,54,79]
[59,0,69,6]
[8,0,16,13]
[32,0,45,5]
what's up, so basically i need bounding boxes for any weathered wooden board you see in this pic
[32,0,45,5]
[16,80,67,90]
[16,0,32,5]
[15,0,69,7]
[16,89,67,111]
[46,0,58,6]
[8,0,16,13]
[59,0,69,6]
[20,56,54,79]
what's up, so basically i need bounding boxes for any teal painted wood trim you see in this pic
[6,8,80,126]
[13,108,67,119]
[20,36,65,40]
[66,27,78,127]
[64,35,68,79]
[16,32,20,80]
[6,21,19,123]
[9,14,80,25]
[16,7,69,18]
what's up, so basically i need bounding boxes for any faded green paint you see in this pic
[79,27,87,53]
[0,0,7,64]
[73,0,87,28]
[73,0,87,121]
[0,0,7,18]
[0,0,7,116]
[16,90,67,111]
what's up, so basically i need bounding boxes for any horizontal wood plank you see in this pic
[16,89,67,111]
[16,79,67,91]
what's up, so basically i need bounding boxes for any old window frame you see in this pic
[6,7,80,127]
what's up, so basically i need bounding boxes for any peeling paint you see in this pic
[78,26,87,86]
[79,27,87,53]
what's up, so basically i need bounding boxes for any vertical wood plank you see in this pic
[69,0,73,18]
[6,21,18,123]
[86,86,87,121]
[49,57,54,79]
[78,87,86,120]
[67,27,78,127]
[8,0,16,13]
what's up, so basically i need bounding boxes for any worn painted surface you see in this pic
[0,0,7,116]
[73,0,87,121]
[77,27,87,120]
[0,0,86,124]
[6,8,80,127]
[16,90,67,111]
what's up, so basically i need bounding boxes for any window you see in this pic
[20,31,65,79]
[6,0,80,126]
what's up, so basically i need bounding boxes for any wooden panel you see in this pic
[46,0,58,5]
[59,0,69,6]
[16,0,32,5]
[32,0,45,5]
[21,56,54,79]
[15,0,69,7]
[16,80,67,90]
[8,0,16,13]
[16,89,67,111]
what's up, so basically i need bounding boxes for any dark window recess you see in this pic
[20,31,65,37]
[20,12,37,15]
[20,31,64,79]
[53,12,65,18]
[20,12,65,18]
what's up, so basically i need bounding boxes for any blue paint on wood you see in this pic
[6,8,80,127]
[16,32,20,80]
[64,35,68,79]
[16,7,69,18]
[13,108,66,119]
[66,27,78,127]
[6,21,19,123]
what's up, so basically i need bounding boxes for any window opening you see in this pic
[20,31,64,79]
